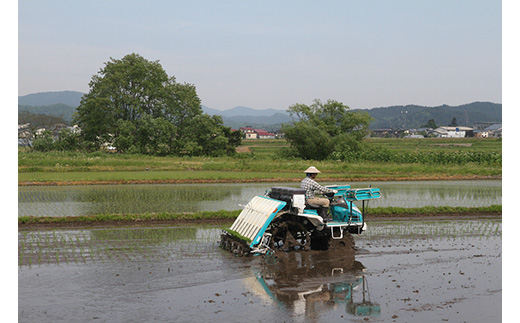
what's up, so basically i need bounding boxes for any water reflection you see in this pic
[247,250,380,320]
[18,180,501,217]
[18,184,243,217]
[18,224,501,322]
[374,181,502,207]
[18,226,206,266]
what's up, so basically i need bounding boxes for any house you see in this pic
[370,129,396,138]
[474,130,489,138]
[18,123,32,139]
[254,129,276,139]
[68,124,81,134]
[473,122,498,130]
[415,127,434,135]
[432,126,473,138]
[239,127,276,139]
[240,127,257,139]
[483,123,502,138]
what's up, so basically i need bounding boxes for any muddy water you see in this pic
[18,219,501,322]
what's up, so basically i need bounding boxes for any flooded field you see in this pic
[19,219,501,322]
[18,180,502,217]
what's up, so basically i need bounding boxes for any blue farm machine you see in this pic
[220,185,380,256]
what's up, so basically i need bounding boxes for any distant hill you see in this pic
[18,92,501,130]
[203,105,288,118]
[361,102,502,129]
[222,113,291,132]
[18,104,77,124]
[18,91,84,107]
[202,105,291,130]
[18,91,83,124]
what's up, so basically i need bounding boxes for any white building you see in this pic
[432,126,473,138]
[239,127,276,139]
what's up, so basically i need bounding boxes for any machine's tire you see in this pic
[268,219,311,252]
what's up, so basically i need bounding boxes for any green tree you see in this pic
[113,119,137,153]
[181,115,231,157]
[422,119,438,129]
[281,99,373,160]
[18,111,68,128]
[54,128,82,151]
[74,53,240,155]
[450,117,457,127]
[222,127,243,155]
[32,128,84,152]
[32,130,55,152]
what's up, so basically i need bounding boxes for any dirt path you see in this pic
[235,146,251,153]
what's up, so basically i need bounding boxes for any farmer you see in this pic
[301,166,338,216]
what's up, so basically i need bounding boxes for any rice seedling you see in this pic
[18,225,226,268]
[19,180,501,219]
[360,219,501,242]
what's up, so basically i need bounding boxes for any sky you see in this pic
[17,0,502,111]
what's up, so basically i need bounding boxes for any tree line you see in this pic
[25,53,372,160]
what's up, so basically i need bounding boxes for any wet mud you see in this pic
[18,219,501,322]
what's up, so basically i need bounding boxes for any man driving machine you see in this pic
[300,166,338,217]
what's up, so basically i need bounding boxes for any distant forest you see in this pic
[18,91,501,130]
[19,104,76,124]
[358,102,502,129]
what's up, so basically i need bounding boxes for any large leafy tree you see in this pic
[74,53,239,155]
[282,99,373,160]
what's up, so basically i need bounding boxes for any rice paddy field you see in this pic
[18,180,501,218]
[18,219,502,322]
[17,137,504,321]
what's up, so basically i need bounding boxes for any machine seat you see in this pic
[305,203,322,210]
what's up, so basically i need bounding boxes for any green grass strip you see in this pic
[367,205,501,215]
[18,210,241,225]
[18,206,500,226]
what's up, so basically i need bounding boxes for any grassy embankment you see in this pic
[18,138,502,225]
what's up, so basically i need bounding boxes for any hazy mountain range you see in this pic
[18,91,501,130]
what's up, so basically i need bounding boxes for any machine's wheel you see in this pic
[268,220,311,252]
[328,231,355,251]
[220,233,251,257]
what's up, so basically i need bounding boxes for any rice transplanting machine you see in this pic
[220,184,381,256]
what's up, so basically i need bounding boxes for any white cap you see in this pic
[304,166,321,173]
